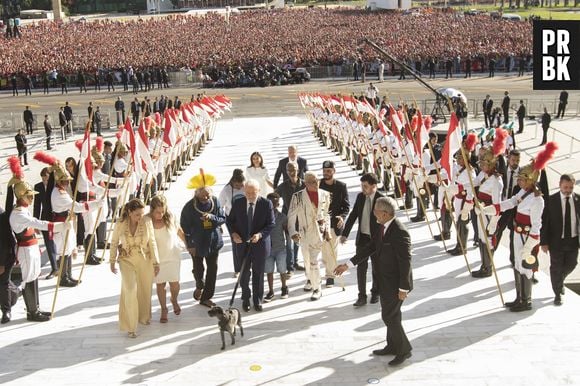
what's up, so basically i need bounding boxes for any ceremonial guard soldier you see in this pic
[5,157,68,322]
[471,129,507,278]
[479,143,557,311]
[445,141,477,256]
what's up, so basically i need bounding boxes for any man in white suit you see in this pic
[288,172,331,300]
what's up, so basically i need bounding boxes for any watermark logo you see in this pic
[533,20,580,90]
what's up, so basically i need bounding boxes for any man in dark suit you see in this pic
[33,168,57,279]
[273,145,308,188]
[63,102,73,134]
[516,100,526,134]
[115,97,125,127]
[14,129,27,166]
[483,95,493,128]
[319,160,350,288]
[43,115,52,150]
[131,98,141,126]
[227,180,275,312]
[341,173,384,306]
[540,107,551,145]
[540,174,579,306]
[501,91,511,124]
[335,196,413,366]
[556,90,568,119]
[23,106,34,135]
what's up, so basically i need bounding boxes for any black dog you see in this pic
[208,306,244,350]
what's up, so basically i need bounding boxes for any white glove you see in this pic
[487,216,500,235]
[404,168,413,182]
[427,174,439,184]
[521,237,540,262]
[482,205,498,216]
[461,201,474,221]
[52,221,71,233]
[107,188,123,198]
[86,200,103,211]
[445,184,459,196]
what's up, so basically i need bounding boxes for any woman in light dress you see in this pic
[148,195,185,323]
[245,152,273,197]
[110,198,160,338]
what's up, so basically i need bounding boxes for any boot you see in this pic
[504,269,521,308]
[59,257,77,287]
[510,274,532,312]
[32,280,52,317]
[66,256,79,285]
[411,197,425,222]
[85,236,100,265]
[23,281,50,322]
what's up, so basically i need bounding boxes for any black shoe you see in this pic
[294,263,305,271]
[434,233,450,241]
[471,269,492,278]
[370,293,379,304]
[281,286,289,299]
[448,248,463,256]
[264,291,274,302]
[243,300,251,312]
[473,240,479,248]
[254,304,263,312]
[504,298,520,308]
[554,295,563,306]
[86,258,101,266]
[325,278,334,288]
[410,216,425,223]
[59,278,78,287]
[1,311,11,324]
[510,302,532,312]
[45,270,57,280]
[353,297,367,307]
[531,276,539,285]
[388,352,412,366]
[373,346,396,356]
[26,311,50,322]
[39,310,52,317]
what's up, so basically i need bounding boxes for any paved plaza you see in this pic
[0,77,579,385]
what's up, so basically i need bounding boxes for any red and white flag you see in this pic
[137,120,154,174]
[440,112,461,182]
[163,110,177,147]
[79,123,93,189]
[122,118,143,177]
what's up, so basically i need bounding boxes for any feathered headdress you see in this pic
[34,151,71,183]
[95,136,104,153]
[519,142,558,184]
[464,132,478,152]
[187,168,216,190]
[7,156,37,200]
[424,116,433,131]
[480,128,509,170]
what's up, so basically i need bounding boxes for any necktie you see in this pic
[564,197,571,239]
[381,224,386,239]
[508,170,514,198]
[365,196,372,229]
[248,202,254,236]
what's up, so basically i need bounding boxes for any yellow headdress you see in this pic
[187,169,216,190]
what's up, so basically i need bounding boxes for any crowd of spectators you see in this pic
[0,8,532,86]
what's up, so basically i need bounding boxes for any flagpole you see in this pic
[453,109,505,305]
[50,115,93,318]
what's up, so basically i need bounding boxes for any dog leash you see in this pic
[229,241,252,308]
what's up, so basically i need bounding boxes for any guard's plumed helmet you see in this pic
[34,151,72,183]
[7,156,37,200]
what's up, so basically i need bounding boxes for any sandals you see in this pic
[160,307,168,323]
[171,299,181,316]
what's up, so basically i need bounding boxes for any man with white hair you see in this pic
[227,179,275,312]
[288,172,331,300]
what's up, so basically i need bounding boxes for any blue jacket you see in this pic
[180,196,226,257]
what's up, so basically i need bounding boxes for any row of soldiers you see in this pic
[0,97,228,324]
[304,94,558,313]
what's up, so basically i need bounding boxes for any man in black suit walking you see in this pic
[340,173,384,306]
[335,196,413,366]
[33,168,57,279]
[540,174,579,306]
[273,145,308,188]
[516,100,526,134]
[483,95,493,129]
[227,180,275,312]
